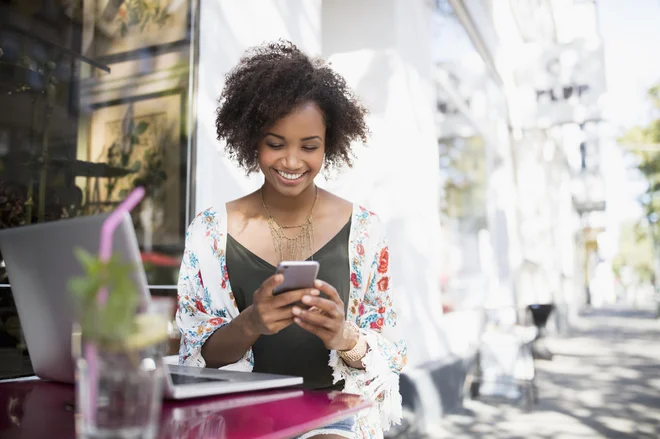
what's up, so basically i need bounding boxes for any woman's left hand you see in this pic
[292,280,358,352]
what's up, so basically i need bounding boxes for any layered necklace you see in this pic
[261,186,318,262]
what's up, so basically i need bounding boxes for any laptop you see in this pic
[0,213,303,399]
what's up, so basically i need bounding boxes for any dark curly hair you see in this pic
[215,40,369,173]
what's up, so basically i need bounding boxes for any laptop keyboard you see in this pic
[170,373,228,385]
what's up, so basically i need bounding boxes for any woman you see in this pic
[176,41,407,439]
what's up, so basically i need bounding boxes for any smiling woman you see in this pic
[176,41,407,439]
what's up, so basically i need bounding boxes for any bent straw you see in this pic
[84,186,145,427]
[98,186,145,304]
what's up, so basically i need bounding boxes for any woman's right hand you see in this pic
[245,274,319,336]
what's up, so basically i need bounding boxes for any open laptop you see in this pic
[0,213,302,399]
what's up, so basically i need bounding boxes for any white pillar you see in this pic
[321,0,446,367]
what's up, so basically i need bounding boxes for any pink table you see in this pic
[0,379,370,438]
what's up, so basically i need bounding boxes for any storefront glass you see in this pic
[433,1,504,309]
[0,0,196,378]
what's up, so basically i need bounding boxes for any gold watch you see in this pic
[339,322,368,363]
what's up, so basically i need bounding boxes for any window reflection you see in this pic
[439,134,488,305]
[0,0,194,378]
[433,1,504,309]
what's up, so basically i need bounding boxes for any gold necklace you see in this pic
[261,187,318,262]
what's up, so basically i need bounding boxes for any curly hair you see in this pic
[215,40,369,173]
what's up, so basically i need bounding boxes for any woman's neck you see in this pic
[260,183,319,225]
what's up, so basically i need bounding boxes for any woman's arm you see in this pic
[292,280,365,370]
[200,276,314,368]
[199,307,259,368]
[176,219,247,369]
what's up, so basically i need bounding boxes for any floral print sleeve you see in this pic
[329,208,407,438]
[176,209,253,371]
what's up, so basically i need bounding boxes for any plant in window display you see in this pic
[86,92,183,251]
[131,145,167,197]
[95,102,170,227]
[117,0,172,36]
[0,44,63,224]
[92,0,189,58]
[94,0,171,36]
[104,105,147,202]
[0,12,113,226]
[0,181,27,231]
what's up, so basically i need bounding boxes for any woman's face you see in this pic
[257,101,326,198]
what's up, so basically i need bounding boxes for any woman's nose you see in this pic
[284,150,301,169]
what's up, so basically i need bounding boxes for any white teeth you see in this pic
[277,170,304,180]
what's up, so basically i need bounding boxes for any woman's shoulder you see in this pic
[319,189,352,213]
[188,193,260,237]
[353,204,378,218]
[352,203,384,229]
[187,205,227,238]
[317,189,383,228]
[225,192,258,214]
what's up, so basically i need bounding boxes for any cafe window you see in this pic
[0,0,197,378]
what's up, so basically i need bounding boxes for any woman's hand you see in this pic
[245,274,319,336]
[292,280,358,351]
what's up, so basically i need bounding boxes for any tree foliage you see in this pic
[620,86,660,217]
[619,83,660,282]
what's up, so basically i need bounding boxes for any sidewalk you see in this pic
[434,306,660,438]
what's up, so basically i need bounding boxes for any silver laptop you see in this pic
[0,213,302,399]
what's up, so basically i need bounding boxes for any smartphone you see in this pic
[273,261,320,295]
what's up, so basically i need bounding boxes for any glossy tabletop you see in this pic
[0,378,370,439]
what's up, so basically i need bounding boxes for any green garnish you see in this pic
[68,248,140,346]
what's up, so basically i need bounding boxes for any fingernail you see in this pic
[294,317,301,324]
[292,307,301,315]
[302,295,312,304]
[314,280,323,288]
[310,289,320,296]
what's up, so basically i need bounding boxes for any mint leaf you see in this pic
[68,248,142,346]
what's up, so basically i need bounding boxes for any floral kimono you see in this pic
[176,204,407,438]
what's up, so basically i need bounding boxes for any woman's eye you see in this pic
[267,143,284,149]
[303,146,319,151]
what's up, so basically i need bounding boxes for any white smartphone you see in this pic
[273,261,320,295]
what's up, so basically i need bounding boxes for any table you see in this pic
[0,379,370,438]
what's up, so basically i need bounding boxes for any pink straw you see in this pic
[84,187,145,428]
[97,186,145,304]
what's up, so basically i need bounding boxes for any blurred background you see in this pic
[1,0,659,437]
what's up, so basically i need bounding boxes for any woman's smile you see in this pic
[273,168,310,186]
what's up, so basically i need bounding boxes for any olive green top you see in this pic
[225,218,351,389]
